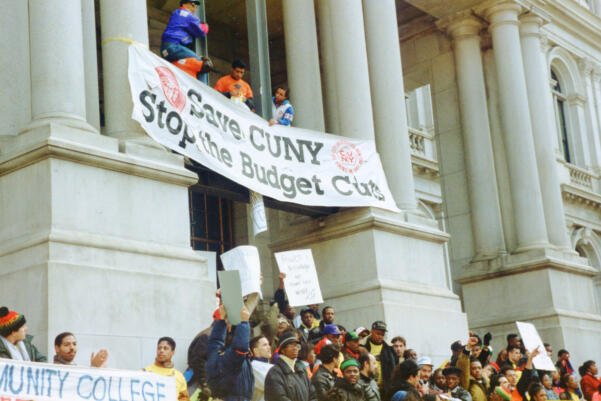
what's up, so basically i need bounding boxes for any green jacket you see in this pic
[0,334,47,362]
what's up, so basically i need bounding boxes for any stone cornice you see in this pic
[269,207,449,252]
[411,154,439,177]
[562,183,601,210]
[0,123,198,187]
[436,10,485,39]
[459,246,595,284]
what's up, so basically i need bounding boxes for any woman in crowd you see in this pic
[579,361,600,401]
[559,374,581,401]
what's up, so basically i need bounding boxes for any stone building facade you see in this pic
[2,0,601,370]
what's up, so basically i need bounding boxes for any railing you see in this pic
[567,163,594,189]
[408,127,437,161]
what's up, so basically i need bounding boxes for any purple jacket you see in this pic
[162,7,208,46]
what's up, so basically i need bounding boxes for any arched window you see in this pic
[551,69,572,163]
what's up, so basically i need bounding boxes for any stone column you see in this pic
[579,59,601,169]
[321,0,375,140]
[0,1,31,135]
[478,1,549,251]
[282,0,325,132]
[592,67,601,170]
[28,0,93,132]
[317,0,341,135]
[82,0,101,131]
[441,13,506,258]
[100,0,149,140]
[594,0,601,16]
[519,14,572,250]
[362,0,417,210]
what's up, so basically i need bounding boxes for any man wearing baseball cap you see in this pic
[265,331,314,401]
[342,331,361,361]
[362,321,398,395]
[0,306,46,362]
[160,0,212,79]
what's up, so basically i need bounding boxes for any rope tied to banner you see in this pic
[102,36,148,48]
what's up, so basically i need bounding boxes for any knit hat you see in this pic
[495,386,511,401]
[0,307,26,337]
[278,331,300,349]
[340,358,360,371]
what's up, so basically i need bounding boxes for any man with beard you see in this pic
[359,352,381,401]
[53,332,108,367]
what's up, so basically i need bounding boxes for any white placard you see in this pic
[0,358,176,401]
[516,321,557,371]
[250,191,268,237]
[128,44,399,212]
[274,249,324,307]
[220,245,263,298]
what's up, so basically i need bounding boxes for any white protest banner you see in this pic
[274,249,323,307]
[218,270,245,325]
[220,245,263,298]
[0,358,175,401]
[516,321,557,371]
[128,44,399,212]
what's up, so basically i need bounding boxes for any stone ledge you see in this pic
[459,246,595,283]
[0,123,197,187]
[562,183,601,210]
[270,207,449,252]
[322,277,461,302]
[467,306,601,329]
[0,227,207,264]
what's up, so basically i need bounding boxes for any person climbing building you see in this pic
[161,0,212,79]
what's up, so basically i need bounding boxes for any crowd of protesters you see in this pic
[3,269,598,401]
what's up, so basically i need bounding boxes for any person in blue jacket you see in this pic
[161,0,211,79]
[269,86,295,126]
[206,303,255,401]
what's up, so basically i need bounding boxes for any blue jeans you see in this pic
[160,42,200,62]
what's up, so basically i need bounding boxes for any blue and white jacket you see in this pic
[272,98,294,126]
[161,7,208,46]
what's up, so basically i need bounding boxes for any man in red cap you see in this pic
[0,306,46,362]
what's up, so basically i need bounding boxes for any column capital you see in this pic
[474,0,523,28]
[519,12,549,38]
[437,11,485,40]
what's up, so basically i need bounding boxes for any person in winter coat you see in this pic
[269,87,294,126]
[0,306,46,362]
[265,331,316,401]
[362,321,399,395]
[458,336,490,401]
[443,366,472,401]
[579,361,600,401]
[206,303,254,401]
[327,359,379,401]
[342,332,362,362]
[312,344,341,401]
[358,352,381,401]
[388,359,422,401]
[556,350,575,376]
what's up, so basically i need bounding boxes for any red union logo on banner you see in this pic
[155,66,186,112]
[331,141,363,174]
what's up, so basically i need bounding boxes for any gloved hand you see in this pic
[484,332,492,346]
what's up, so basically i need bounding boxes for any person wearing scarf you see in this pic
[0,306,46,362]
[144,337,190,401]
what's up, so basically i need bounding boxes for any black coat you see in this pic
[363,337,399,392]
[265,357,316,401]
[312,365,337,401]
